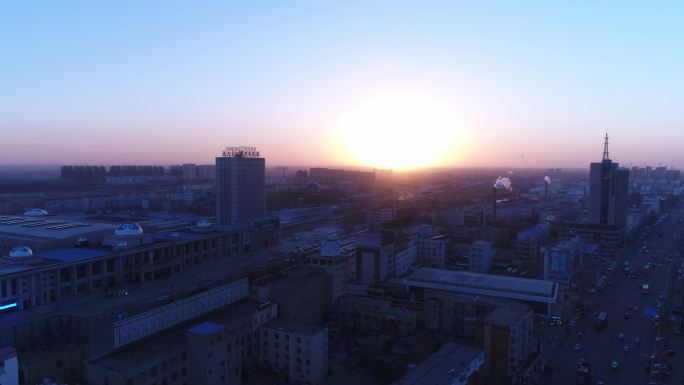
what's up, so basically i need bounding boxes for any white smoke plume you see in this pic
[494,176,512,190]
[507,170,515,175]
[544,176,551,184]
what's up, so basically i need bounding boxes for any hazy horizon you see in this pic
[2,2,682,169]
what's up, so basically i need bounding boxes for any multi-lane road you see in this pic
[539,204,684,385]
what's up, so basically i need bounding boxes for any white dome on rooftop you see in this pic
[196,219,212,228]
[114,222,143,236]
[9,246,33,258]
[24,208,48,217]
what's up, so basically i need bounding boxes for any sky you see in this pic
[1,1,683,169]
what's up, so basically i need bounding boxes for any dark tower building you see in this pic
[588,134,629,227]
[215,146,265,226]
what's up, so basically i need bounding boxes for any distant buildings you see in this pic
[416,235,449,269]
[303,239,356,300]
[588,135,629,227]
[309,168,375,191]
[366,207,398,227]
[405,267,558,316]
[544,237,584,288]
[393,241,417,276]
[468,240,493,273]
[60,165,107,184]
[355,231,394,284]
[515,224,550,263]
[256,266,332,325]
[433,207,466,228]
[337,294,417,338]
[215,147,265,227]
[556,135,630,248]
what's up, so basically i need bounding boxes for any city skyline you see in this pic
[2,2,683,169]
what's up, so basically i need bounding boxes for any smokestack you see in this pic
[544,182,548,199]
[543,176,551,199]
[492,187,497,223]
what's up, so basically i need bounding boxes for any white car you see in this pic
[611,361,619,369]
[574,343,581,351]
[618,333,624,340]
[623,345,630,353]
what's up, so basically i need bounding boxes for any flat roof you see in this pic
[394,343,483,385]
[404,268,557,303]
[263,320,326,336]
[38,248,113,262]
[0,266,32,277]
[484,302,532,326]
[188,322,224,336]
[88,330,186,374]
[0,215,116,239]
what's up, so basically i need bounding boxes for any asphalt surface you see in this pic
[538,204,684,385]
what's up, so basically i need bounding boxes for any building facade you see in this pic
[259,322,328,384]
[355,232,394,285]
[468,241,493,273]
[416,236,448,269]
[588,135,629,228]
[215,147,265,227]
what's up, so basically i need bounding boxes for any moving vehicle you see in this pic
[595,312,608,330]
[641,283,650,295]
[576,360,592,384]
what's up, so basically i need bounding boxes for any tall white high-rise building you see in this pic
[215,146,265,226]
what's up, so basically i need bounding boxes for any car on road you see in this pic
[664,349,675,356]
[623,345,630,353]
[624,311,631,319]
[634,337,641,344]
[574,343,581,351]
[611,361,619,369]
[568,319,577,327]
[618,333,624,340]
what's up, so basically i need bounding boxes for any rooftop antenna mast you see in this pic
[602,133,610,162]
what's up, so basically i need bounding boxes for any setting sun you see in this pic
[335,92,466,170]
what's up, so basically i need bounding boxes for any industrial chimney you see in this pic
[492,187,497,223]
